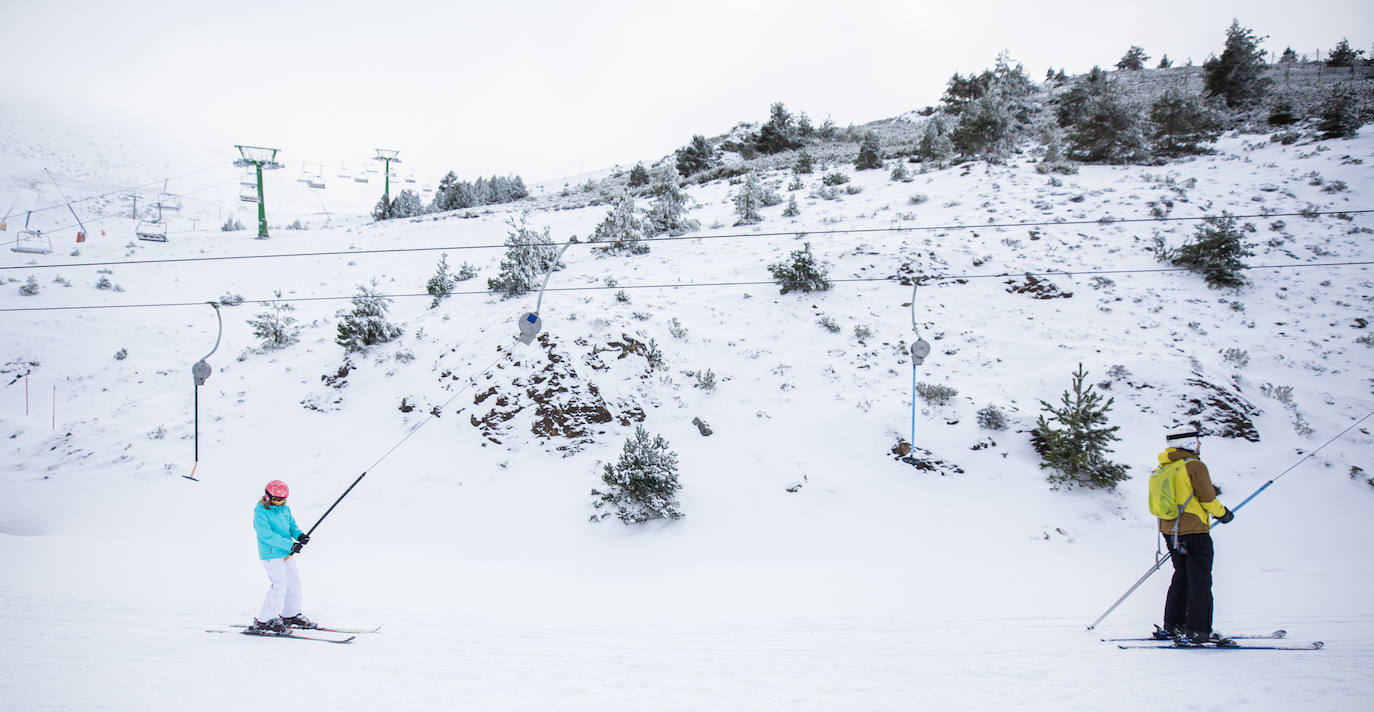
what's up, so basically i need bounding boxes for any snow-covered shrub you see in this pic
[644,164,699,237]
[590,425,683,525]
[336,281,403,353]
[753,102,804,155]
[793,150,815,174]
[95,276,114,290]
[219,292,245,306]
[694,369,717,390]
[1318,84,1362,139]
[821,172,850,186]
[1116,45,1149,71]
[627,163,650,188]
[782,195,800,217]
[915,115,954,167]
[976,404,1008,431]
[114,348,128,361]
[221,216,244,232]
[1168,213,1255,289]
[768,243,831,294]
[1067,85,1147,164]
[916,382,958,405]
[818,315,841,333]
[426,253,459,308]
[592,194,648,254]
[1149,86,1221,158]
[1221,348,1250,368]
[18,276,39,296]
[1032,363,1128,491]
[733,172,768,226]
[855,132,883,169]
[891,162,912,182]
[853,325,873,343]
[487,211,565,298]
[675,134,719,177]
[249,290,301,350]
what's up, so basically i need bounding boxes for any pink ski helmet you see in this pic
[265,480,290,499]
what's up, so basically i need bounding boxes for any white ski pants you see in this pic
[256,556,303,622]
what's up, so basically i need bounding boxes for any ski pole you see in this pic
[1085,408,1374,631]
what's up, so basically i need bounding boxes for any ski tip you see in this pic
[1273,629,1287,638]
[1313,641,1324,649]
[182,475,200,482]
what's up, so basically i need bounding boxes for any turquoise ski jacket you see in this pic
[254,501,303,560]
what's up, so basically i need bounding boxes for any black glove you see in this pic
[296,533,310,545]
[1216,508,1235,524]
[290,541,304,554]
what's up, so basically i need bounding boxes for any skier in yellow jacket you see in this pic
[1156,423,1235,645]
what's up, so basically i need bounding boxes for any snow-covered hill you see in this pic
[2,107,1373,709]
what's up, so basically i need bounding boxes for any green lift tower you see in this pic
[374,148,401,217]
[233,145,283,238]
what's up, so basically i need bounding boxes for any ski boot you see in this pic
[1151,624,1184,640]
[1182,630,1237,647]
[281,614,318,629]
[249,617,288,633]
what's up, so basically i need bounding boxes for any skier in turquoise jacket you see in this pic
[249,480,315,632]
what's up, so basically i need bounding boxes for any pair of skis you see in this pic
[205,623,380,644]
[1104,628,1324,651]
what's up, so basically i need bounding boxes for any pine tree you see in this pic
[590,425,683,524]
[916,115,954,167]
[335,281,403,352]
[782,195,800,217]
[1169,213,1255,289]
[768,242,830,293]
[1066,84,1147,164]
[1116,45,1150,70]
[1279,47,1298,64]
[1158,54,1173,69]
[675,134,720,177]
[1149,86,1221,157]
[1326,38,1365,67]
[627,163,650,188]
[1202,20,1272,108]
[487,211,565,297]
[643,164,699,236]
[591,194,648,254]
[855,132,883,169]
[1317,83,1363,139]
[733,172,766,226]
[754,102,803,154]
[1032,363,1129,490]
[248,290,301,349]
[793,149,815,174]
[426,253,459,308]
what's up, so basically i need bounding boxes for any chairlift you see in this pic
[239,171,257,187]
[404,173,416,184]
[421,183,433,194]
[239,185,261,203]
[156,180,182,212]
[337,163,351,179]
[353,172,369,183]
[11,211,53,254]
[307,168,326,189]
[136,218,168,242]
[297,167,311,183]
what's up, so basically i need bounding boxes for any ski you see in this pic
[1103,628,1286,642]
[205,628,356,644]
[1118,641,1323,651]
[230,623,381,634]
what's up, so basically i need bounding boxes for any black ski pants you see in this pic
[1163,532,1215,635]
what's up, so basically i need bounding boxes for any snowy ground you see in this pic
[2,123,1373,710]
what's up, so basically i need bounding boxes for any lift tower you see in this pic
[374,148,401,217]
[233,145,283,238]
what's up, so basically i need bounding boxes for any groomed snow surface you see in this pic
[3,130,1373,710]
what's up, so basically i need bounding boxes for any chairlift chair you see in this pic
[156,180,183,212]
[404,173,417,184]
[239,185,261,203]
[239,171,257,187]
[353,172,369,183]
[421,183,433,194]
[337,164,351,179]
[10,212,53,254]
[307,169,326,189]
[136,219,168,242]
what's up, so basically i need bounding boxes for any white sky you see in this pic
[2,0,1370,184]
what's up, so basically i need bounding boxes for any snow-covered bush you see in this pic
[592,194,648,254]
[487,211,565,298]
[221,216,244,232]
[19,276,39,296]
[1032,364,1128,491]
[591,425,683,524]
[1116,45,1149,71]
[768,242,831,294]
[733,172,768,226]
[916,382,958,405]
[627,163,650,188]
[1318,83,1363,139]
[976,404,1008,431]
[753,102,804,155]
[855,132,883,169]
[643,164,699,237]
[336,281,403,352]
[915,115,954,167]
[426,253,459,308]
[782,195,800,217]
[249,290,301,350]
[793,149,815,174]
[675,134,719,177]
[1148,86,1221,157]
[1167,213,1255,289]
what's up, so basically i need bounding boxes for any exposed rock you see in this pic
[692,417,713,436]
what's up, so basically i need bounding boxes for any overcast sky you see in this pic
[2,0,1370,184]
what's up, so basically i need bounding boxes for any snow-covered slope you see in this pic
[2,118,1373,710]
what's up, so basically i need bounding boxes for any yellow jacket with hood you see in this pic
[1156,447,1228,535]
